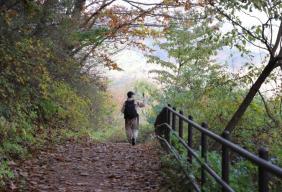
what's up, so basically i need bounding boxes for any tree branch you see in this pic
[215,7,265,44]
[271,20,282,56]
[262,18,273,53]
[82,0,116,29]
[257,85,278,126]
[79,2,162,64]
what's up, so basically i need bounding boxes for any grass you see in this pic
[90,125,127,142]
[87,118,155,143]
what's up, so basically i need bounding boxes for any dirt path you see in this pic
[12,140,164,192]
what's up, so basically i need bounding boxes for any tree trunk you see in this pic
[72,0,86,21]
[223,58,278,133]
[32,0,57,37]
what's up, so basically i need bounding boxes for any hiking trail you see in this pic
[11,140,164,192]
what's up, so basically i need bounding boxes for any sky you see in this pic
[108,49,151,85]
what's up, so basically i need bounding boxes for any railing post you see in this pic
[164,125,170,145]
[167,104,171,126]
[179,110,183,138]
[258,148,269,192]
[187,115,193,163]
[166,105,171,144]
[172,107,176,131]
[222,131,230,192]
[201,122,208,189]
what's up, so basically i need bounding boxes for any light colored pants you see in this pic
[125,117,139,142]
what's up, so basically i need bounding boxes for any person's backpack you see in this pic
[124,100,138,119]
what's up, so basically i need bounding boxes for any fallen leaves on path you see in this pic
[10,141,164,192]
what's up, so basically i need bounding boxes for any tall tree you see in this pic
[209,0,282,133]
[147,12,223,98]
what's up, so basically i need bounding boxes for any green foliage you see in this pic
[38,99,58,120]
[147,15,222,89]
[138,123,155,142]
[146,10,282,191]
[170,134,186,156]
[160,154,193,192]
[0,160,14,189]
[146,11,282,151]
[214,0,282,56]
[89,125,126,143]
[0,0,117,188]
[1,141,27,160]
[161,148,260,192]
[134,80,163,124]
[72,27,110,46]
[49,82,91,130]
[229,159,257,192]
[191,151,257,192]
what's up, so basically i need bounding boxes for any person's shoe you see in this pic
[131,138,135,146]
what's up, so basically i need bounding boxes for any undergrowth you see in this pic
[160,134,282,191]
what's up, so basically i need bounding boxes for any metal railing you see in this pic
[154,105,282,192]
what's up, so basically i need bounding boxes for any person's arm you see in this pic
[121,102,125,113]
[137,101,145,108]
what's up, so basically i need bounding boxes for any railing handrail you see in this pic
[155,105,282,192]
[156,134,202,192]
[157,123,235,192]
[165,106,282,178]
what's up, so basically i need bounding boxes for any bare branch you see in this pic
[244,74,280,128]
[121,0,164,6]
[215,7,265,44]
[239,32,268,51]
[258,90,278,125]
[79,2,162,64]
[262,20,272,53]
[121,0,200,8]
[270,19,273,46]
[271,20,282,56]
[240,9,264,25]
[82,0,116,28]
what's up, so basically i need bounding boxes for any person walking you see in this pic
[121,91,145,145]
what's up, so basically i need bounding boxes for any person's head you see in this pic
[127,91,135,98]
